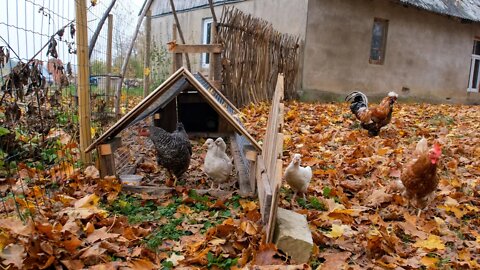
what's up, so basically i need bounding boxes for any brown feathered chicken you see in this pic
[284,154,312,204]
[399,137,442,210]
[345,91,398,136]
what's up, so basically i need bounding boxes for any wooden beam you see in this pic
[169,0,191,71]
[122,185,232,198]
[75,0,92,164]
[230,136,252,197]
[170,44,223,54]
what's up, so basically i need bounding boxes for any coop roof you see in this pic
[85,67,261,153]
[393,0,480,22]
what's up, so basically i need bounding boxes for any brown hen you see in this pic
[400,137,442,210]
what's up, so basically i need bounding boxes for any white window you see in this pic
[467,39,480,92]
[201,18,213,68]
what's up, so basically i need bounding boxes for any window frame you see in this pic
[467,39,480,92]
[201,17,213,68]
[369,18,389,65]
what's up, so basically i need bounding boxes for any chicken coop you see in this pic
[85,67,261,195]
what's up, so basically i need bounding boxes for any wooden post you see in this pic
[171,23,178,74]
[143,9,152,97]
[169,0,192,71]
[75,0,92,164]
[106,14,113,106]
[98,144,115,178]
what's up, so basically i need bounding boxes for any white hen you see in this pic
[284,154,312,203]
[203,138,233,189]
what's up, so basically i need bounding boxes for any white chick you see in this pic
[203,138,233,189]
[284,154,312,203]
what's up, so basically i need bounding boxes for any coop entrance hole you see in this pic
[178,93,219,132]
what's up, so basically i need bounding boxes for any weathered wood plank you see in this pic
[230,136,252,197]
[171,44,223,53]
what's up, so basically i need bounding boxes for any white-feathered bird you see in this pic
[203,137,233,189]
[284,154,312,203]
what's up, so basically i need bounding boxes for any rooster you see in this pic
[345,91,398,136]
[140,123,192,185]
[398,137,442,212]
[284,154,312,204]
[203,138,233,189]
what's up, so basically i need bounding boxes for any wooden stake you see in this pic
[75,0,92,164]
[106,14,113,106]
[143,9,152,97]
[168,0,192,71]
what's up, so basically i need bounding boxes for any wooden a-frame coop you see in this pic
[86,68,285,243]
[85,67,261,196]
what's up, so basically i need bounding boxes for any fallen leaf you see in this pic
[86,227,120,243]
[0,243,25,268]
[413,235,445,250]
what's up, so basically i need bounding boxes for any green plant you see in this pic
[298,196,327,211]
[206,252,238,270]
[146,218,189,250]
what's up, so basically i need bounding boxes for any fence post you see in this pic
[106,14,113,106]
[76,0,92,164]
[143,9,152,97]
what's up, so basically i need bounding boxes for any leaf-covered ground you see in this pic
[1,101,479,269]
[240,101,480,269]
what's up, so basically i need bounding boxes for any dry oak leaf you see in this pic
[319,251,351,270]
[251,243,286,266]
[413,235,445,251]
[366,187,393,207]
[60,259,85,270]
[63,232,83,253]
[74,193,100,208]
[86,226,120,243]
[0,217,34,236]
[0,243,25,269]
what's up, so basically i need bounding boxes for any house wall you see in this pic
[303,0,480,104]
[150,0,308,74]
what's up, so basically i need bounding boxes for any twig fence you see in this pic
[218,6,300,107]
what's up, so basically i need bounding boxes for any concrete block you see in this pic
[273,207,313,264]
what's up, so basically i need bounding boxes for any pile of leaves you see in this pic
[1,101,479,269]
[240,101,480,269]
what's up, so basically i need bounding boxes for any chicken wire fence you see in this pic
[0,0,143,221]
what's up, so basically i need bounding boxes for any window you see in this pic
[467,39,480,92]
[201,18,213,68]
[369,18,389,65]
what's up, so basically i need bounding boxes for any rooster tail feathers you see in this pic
[345,91,368,115]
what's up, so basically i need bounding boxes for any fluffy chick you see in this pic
[203,138,233,189]
[284,154,312,203]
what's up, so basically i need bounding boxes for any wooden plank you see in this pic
[171,44,223,54]
[230,136,252,197]
[175,53,183,70]
[266,159,283,243]
[97,145,115,178]
[143,9,152,97]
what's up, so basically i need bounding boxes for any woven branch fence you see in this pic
[218,7,300,107]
